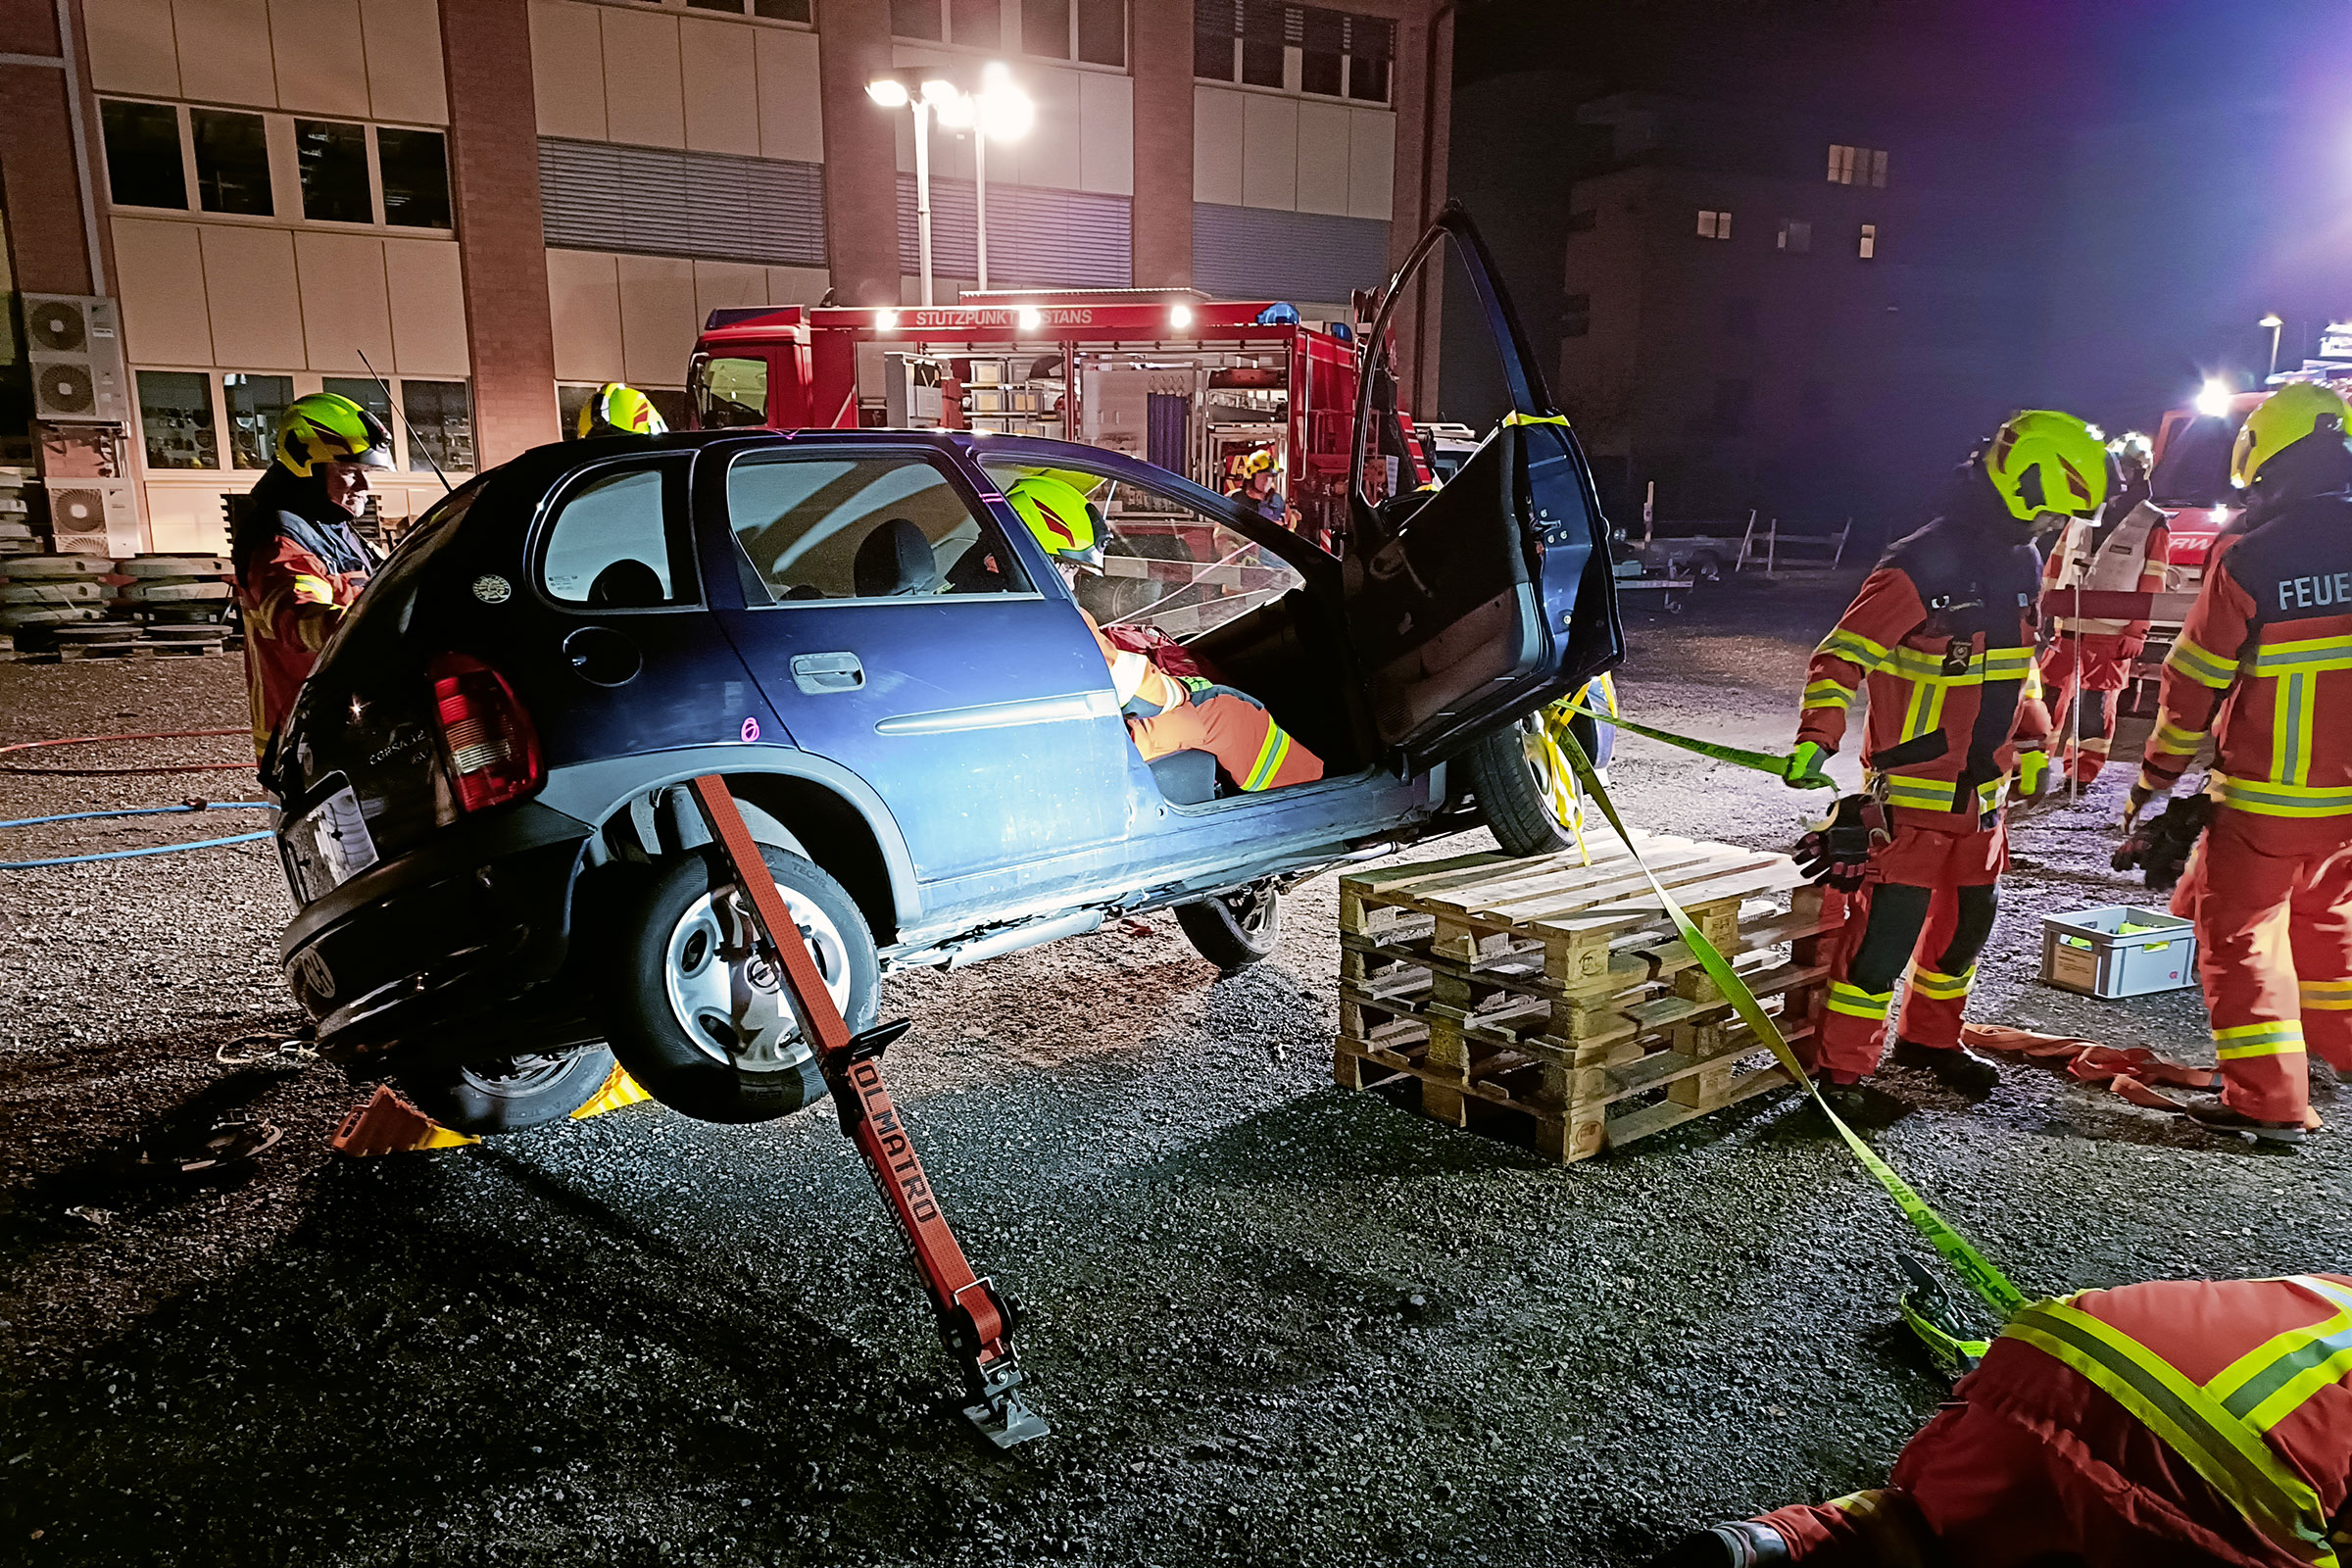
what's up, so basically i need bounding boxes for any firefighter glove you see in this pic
[2017,749,2048,800]
[2122,779,2165,830]
[1783,740,1836,791]
[1793,794,1886,891]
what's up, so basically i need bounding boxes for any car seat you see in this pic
[586,558,665,607]
[854,518,937,597]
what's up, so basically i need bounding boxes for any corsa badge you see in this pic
[471,573,513,605]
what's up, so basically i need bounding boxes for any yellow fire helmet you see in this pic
[1003,474,1106,574]
[578,382,668,440]
[275,392,394,478]
[2232,381,2352,489]
[1240,449,1276,477]
[1983,409,2110,523]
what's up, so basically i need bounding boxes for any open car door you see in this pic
[1345,203,1622,774]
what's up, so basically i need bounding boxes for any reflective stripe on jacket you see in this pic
[2141,493,2352,817]
[1996,1275,2352,1567]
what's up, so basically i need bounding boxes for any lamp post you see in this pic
[2260,313,2284,379]
[873,67,1033,302]
[866,72,964,307]
[969,65,1033,294]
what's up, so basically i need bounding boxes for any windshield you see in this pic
[2150,412,2248,507]
[692,355,770,430]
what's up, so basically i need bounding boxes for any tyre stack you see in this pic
[116,555,236,656]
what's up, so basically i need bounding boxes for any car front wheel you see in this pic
[1175,881,1283,972]
[393,1048,618,1135]
[598,847,878,1124]
[1463,684,1614,858]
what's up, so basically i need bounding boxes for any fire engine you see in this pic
[682,288,1431,553]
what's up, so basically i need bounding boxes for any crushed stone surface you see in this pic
[3,584,2347,1566]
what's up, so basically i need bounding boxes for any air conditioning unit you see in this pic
[44,478,140,557]
[24,294,130,424]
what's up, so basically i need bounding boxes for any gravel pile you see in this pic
[2,589,2344,1566]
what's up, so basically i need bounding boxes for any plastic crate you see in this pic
[2040,905,2198,998]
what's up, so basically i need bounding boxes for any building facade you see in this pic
[0,0,1451,553]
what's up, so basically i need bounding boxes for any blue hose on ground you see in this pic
[0,801,272,830]
[0,830,274,871]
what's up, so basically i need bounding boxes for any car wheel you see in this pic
[599,847,877,1125]
[1175,881,1283,972]
[1464,693,1612,858]
[393,1048,617,1136]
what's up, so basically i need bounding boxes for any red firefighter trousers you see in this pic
[2170,806,2352,1123]
[1812,816,2006,1081]
[2039,633,2136,787]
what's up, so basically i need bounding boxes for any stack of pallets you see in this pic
[1335,830,1844,1163]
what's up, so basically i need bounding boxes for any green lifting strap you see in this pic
[1556,729,2030,1320]
[1562,699,1834,786]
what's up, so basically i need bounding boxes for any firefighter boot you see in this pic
[2180,1092,2308,1146]
[1888,1038,2002,1095]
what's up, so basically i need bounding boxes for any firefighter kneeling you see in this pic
[1784,412,2110,1107]
[1654,1272,2352,1567]
[2131,382,2352,1144]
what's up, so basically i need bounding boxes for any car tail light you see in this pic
[429,653,542,812]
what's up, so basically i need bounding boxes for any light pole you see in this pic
[969,65,1033,294]
[866,72,963,307]
[2260,313,2284,379]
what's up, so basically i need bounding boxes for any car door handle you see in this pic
[791,652,864,694]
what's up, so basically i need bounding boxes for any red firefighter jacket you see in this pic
[1798,515,2051,826]
[2140,489,2352,825]
[238,516,370,760]
[1982,1274,2352,1565]
[2040,500,2171,655]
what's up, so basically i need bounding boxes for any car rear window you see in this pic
[539,462,696,608]
[726,453,1033,603]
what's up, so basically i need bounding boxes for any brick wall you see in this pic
[0,0,115,298]
[815,0,900,307]
[441,0,560,464]
[1129,0,1194,289]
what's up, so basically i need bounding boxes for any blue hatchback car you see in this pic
[266,211,1624,1131]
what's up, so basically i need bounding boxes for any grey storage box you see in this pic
[2040,905,2198,998]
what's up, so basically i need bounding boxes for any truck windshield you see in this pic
[692,356,769,429]
[2151,413,2246,507]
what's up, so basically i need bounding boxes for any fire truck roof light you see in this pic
[1169,304,1194,331]
[876,309,899,331]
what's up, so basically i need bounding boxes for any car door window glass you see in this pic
[540,465,695,608]
[727,454,1032,604]
[981,461,1301,639]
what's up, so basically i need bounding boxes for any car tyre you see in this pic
[1175,882,1283,972]
[599,847,878,1125]
[394,1048,617,1135]
[1464,692,1614,858]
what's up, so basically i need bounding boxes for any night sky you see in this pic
[1444,0,2351,442]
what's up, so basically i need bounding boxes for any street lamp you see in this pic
[2260,313,2284,379]
[869,67,1033,304]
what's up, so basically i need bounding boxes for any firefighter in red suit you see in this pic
[232,392,393,761]
[1784,412,2110,1105]
[2039,433,2170,789]
[1655,1272,2352,1567]
[2130,382,2352,1144]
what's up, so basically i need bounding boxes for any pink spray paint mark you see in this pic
[740,717,760,743]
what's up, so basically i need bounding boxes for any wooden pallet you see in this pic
[56,637,225,662]
[1333,830,1844,1163]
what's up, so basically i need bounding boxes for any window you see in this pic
[1196,2,1237,78]
[403,380,474,472]
[1022,0,1070,57]
[1197,4,1387,100]
[1239,0,1283,86]
[951,0,1000,46]
[223,373,294,469]
[1300,7,1342,95]
[690,0,811,15]
[296,119,371,223]
[983,460,1303,638]
[1778,219,1811,254]
[1342,13,1390,102]
[100,100,186,210]
[1828,143,1888,188]
[1858,222,1877,260]
[1722,297,1758,338]
[191,109,270,216]
[692,356,770,429]
[541,466,695,608]
[1074,0,1124,66]
[321,376,395,441]
[891,0,942,36]
[728,454,1032,603]
[377,128,450,228]
[1696,209,1731,240]
[137,371,217,469]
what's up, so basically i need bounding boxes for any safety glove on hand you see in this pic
[2016,749,2049,801]
[2122,779,2167,830]
[1783,740,1836,791]
[2113,791,2211,892]
[1793,794,1887,891]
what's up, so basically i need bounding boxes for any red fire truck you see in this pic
[682,289,1431,553]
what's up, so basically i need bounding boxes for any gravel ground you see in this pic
[3,585,2347,1568]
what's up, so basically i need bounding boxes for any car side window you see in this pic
[726,453,1033,604]
[979,461,1302,639]
[539,463,696,608]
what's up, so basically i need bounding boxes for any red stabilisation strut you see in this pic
[686,775,1049,1448]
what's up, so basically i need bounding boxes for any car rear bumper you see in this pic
[277,801,598,1063]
